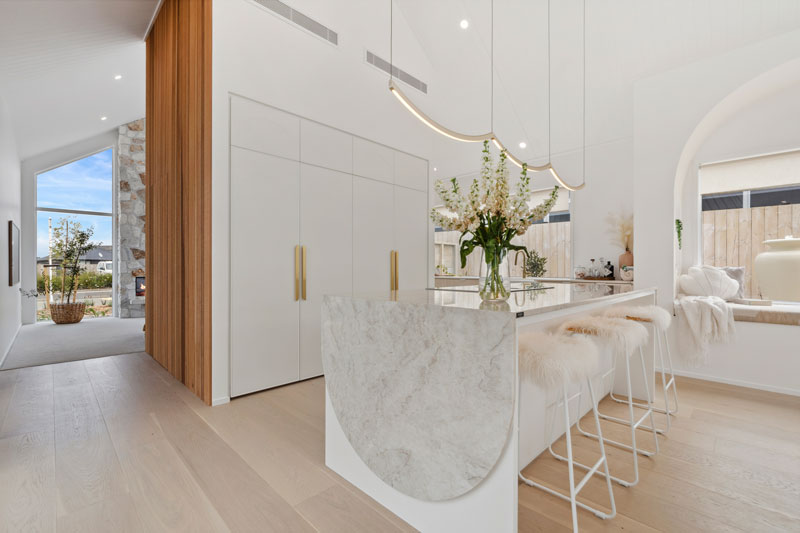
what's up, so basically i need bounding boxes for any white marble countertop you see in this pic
[345,282,653,318]
[434,275,634,286]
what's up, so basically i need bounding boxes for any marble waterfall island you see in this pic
[322,284,657,533]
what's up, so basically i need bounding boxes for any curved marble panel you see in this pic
[322,295,516,502]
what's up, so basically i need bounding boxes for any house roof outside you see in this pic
[36,244,113,264]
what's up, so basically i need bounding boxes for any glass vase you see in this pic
[479,247,510,302]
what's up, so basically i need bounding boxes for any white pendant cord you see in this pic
[491,0,494,133]
[387,0,587,191]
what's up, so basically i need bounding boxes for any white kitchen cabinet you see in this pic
[394,186,429,291]
[353,176,395,294]
[299,164,353,379]
[300,119,352,173]
[394,151,428,192]
[353,137,393,184]
[230,148,300,397]
[229,96,429,396]
[230,97,299,160]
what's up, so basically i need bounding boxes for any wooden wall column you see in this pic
[145,0,212,404]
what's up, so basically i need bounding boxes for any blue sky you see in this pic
[36,148,113,257]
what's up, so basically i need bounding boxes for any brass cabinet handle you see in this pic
[390,250,395,291]
[295,245,300,301]
[301,246,307,300]
[394,250,399,290]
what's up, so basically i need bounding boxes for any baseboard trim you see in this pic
[212,396,230,406]
[657,367,800,397]
[0,323,21,369]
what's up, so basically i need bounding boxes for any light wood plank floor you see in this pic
[1,353,798,532]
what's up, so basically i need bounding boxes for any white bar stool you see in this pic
[604,305,679,433]
[518,331,616,532]
[558,316,659,487]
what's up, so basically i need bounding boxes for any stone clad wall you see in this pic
[117,119,146,318]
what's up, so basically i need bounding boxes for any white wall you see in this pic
[633,29,800,308]
[212,0,443,403]
[20,129,117,324]
[680,80,800,273]
[210,1,800,402]
[671,321,800,397]
[635,39,800,395]
[0,94,22,363]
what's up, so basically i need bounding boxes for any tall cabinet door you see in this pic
[230,148,300,397]
[353,176,395,293]
[394,186,429,290]
[299,164,353,379]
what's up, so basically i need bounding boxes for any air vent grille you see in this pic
[366,51,428,94]
[253,0,338,45]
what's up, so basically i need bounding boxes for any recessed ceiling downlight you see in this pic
[100,116,107,121]
[114,75,122,80]
[460,19,469,29]
[519,142,527,149]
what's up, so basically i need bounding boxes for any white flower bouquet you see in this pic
[431,141,559,301]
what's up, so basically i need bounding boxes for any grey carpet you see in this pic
[1,317,146,370]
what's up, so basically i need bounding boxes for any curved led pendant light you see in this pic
[387,0,587,191]
[389,80,493,143]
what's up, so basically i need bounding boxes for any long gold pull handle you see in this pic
[301,246,307,300]
[390,250,396,291]
[393,250,399,290]
[294,245,300,301]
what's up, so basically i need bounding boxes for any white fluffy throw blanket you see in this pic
[674,295,735,367]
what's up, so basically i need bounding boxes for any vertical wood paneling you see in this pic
[549,224,559,277]
[725,210,738,268]
[751,207,765,298]
[434,221,571,278]
[793,204,800,237]
[777,205,792,239]
[702,211,715,265]
[764,206,778,241]
[563,222,571,278]
[146,0,212,404]
[713,210,726,267]
[738,209,752,298]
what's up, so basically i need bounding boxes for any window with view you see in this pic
[36,148,114,320]
[700,150,800,301]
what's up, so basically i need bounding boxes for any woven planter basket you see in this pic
[50,303,86,324]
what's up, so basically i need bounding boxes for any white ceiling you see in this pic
[0,0,159,160]
[1,0,799,169]
[393,0,800,176]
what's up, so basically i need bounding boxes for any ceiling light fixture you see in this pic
[100,116,108,121]
[433,167,438,172]
[460,19,469,29]
[386,0,586,191]
[114,75,122,80]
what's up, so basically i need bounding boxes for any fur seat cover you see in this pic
[605,305,671,331]
[518,332,599,389]
[558,316,648,355]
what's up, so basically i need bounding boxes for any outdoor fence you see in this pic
[702,204,800,298]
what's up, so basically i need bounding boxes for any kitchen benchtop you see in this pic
[338,281,650,318]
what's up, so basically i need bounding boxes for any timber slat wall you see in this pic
[436,221,572,278]
[702,204,800,298]
[146,0,212,404]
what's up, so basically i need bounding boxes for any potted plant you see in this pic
[49,218,96,324]
[524,250,547,278]
[431,141,559,302]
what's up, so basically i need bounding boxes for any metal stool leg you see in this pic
[578,340,657,460]
[523,383,616,530]
[608,323,675,434]
[663,328,679,414]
